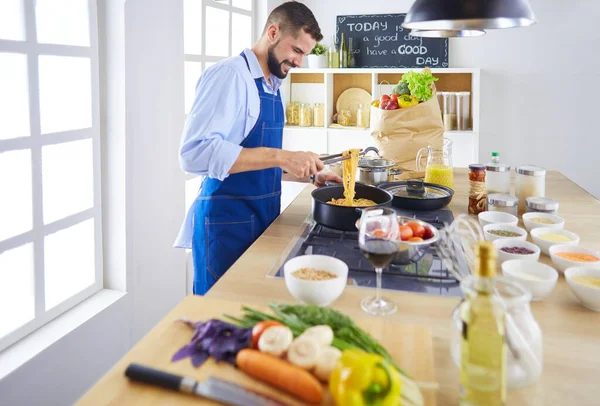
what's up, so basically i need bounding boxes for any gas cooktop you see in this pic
[269,208,464,298]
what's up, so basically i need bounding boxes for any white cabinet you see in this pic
[327,129,373,153]
[282,128,328,154]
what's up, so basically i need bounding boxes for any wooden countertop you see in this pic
[206,169,600,405]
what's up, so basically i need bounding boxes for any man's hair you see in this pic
[263,1,323,42]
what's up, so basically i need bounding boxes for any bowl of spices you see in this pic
[549,245,600,273]
[522,212,565,232]
[483,224,528,242]
[493,239,541,263]
[530,228,580,256]
[283,255,348,306]
[564,268,600,311]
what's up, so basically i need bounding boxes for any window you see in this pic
[0,0,101,351]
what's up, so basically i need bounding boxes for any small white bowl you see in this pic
[501,260,558,301]
[530,228,580,256]
[483,224,528,242]
[548,245,600,273]
[522,212,565,232]
[564,268,600,311]
[492,239,541,264]
[478,211,519,228]
[283,255,348,306]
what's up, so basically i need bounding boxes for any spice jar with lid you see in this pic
[298,103,312,127]
[312,103,324,127]
[486,163,511,194]
[468,164,487,215]
[286,101,299,126]
[488,193,519,216]
[515,166,546,215]
[526,197,559,215]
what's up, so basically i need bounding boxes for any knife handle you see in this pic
[125,363,195,393]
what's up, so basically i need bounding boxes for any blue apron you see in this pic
[191,53,283,295]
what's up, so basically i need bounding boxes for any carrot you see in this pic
[236,349,323,404]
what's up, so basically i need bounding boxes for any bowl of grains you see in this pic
[283,255,348,306]
[483,224,528,242]
[522,212,565,232]
[493,239,541,264]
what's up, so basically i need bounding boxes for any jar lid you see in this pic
[488,193,518,207]
[469,164,486,171]
[526,196,559,211]
[486,163,511,172]
[515,165,546,176]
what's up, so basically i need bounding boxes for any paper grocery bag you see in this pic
[370,94,444,172]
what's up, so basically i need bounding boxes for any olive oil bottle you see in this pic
[460,242,507,406]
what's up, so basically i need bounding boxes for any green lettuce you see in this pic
[400,70,439,102]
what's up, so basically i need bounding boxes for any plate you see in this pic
[336,88,372,125]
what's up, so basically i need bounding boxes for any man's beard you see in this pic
[267,42,295,79]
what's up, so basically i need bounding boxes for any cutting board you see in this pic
[76,296,437,406]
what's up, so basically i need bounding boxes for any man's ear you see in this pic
[267,23,280,44]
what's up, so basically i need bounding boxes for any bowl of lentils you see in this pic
[493,238,541,263]
[483,224,528,242]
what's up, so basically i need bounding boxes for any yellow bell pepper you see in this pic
[329,349,402,406]
[371,100,380,108]
[398,94,418,108]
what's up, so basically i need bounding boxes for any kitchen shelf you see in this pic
[283,126,326,131]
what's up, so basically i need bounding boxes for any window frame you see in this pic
[0,0,102,352]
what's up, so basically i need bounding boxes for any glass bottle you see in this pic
[348,37,356,68]
[459,242,507,406]
[328,35,339,68]
[468,164,487,215]
[356,103,369,128]
[339,32,348,68]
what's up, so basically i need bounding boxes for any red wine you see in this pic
[361,239,398,268]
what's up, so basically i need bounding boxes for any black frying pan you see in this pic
[378,179,454,211]
[311,183,393,231]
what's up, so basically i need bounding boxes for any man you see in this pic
[174,2,340,295]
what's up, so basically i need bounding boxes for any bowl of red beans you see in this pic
[492,238,541,264]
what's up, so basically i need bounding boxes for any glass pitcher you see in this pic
[416,138,454,189]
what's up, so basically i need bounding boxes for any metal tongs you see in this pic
[320,146,380,165]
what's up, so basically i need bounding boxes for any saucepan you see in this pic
[311,183,393,231]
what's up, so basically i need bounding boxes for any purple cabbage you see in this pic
[172,319,252,368]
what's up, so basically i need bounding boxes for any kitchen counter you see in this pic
[207,169,600,405]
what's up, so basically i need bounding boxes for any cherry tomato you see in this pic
[406,222,425,239]
[408,236,424,242]
[251,320,284,348]
[399,225,413,241]
[372,229,387,238]
[423,226,434,240]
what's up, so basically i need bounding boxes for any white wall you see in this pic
[0,1,187,404]
[299,0,600,198]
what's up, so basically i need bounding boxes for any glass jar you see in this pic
[488,193,519,216]
[451,276,543,389]
[515,166,546,215]
[356,103,370,128]
[468,164,487,215]
[298,103,312,127]
[338,109,352,126]
[312,103,324,127]
[443,92,457,131]
[486,163,511,194]
[526,197,559,215]
[456,91,471,130]
[286,101,299,126]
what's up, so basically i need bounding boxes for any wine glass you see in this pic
[358,207,400,316]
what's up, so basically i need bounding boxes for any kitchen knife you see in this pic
[125,363,289,406]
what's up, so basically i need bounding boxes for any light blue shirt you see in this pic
[175,49,284,248]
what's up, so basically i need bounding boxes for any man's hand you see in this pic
[279,151,324,178]
[313,171,343,187]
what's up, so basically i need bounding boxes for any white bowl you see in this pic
[478,211,519,228]
[283,255,348,306]
[564,268,600,311]
[501,260,558,301]
[522,212,565,232]
[483,224,528,242]
[548,245,600,273]
[492,239,541,264]
[530,228,580,256]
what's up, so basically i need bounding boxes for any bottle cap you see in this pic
[475,241,497,277]
[491,152,500,157]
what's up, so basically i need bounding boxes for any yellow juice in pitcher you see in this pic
[425,164,454,189]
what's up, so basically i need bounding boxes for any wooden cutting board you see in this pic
[76,296,437,406]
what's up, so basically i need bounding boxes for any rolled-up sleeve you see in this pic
[179,66,246,181]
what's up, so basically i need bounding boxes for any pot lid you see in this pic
[381,179,452,200]
[358,157,395,168]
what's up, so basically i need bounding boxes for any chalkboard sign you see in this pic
[336,14,449,68]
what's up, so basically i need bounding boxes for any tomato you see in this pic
[372,229,387,238]
[423,226,434,240]
[251,320,284,348]
[390,93,400,103]
[380,94,391,103]
[399,225,413,241]
[408,236,424,242]
[406,222,425,239]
